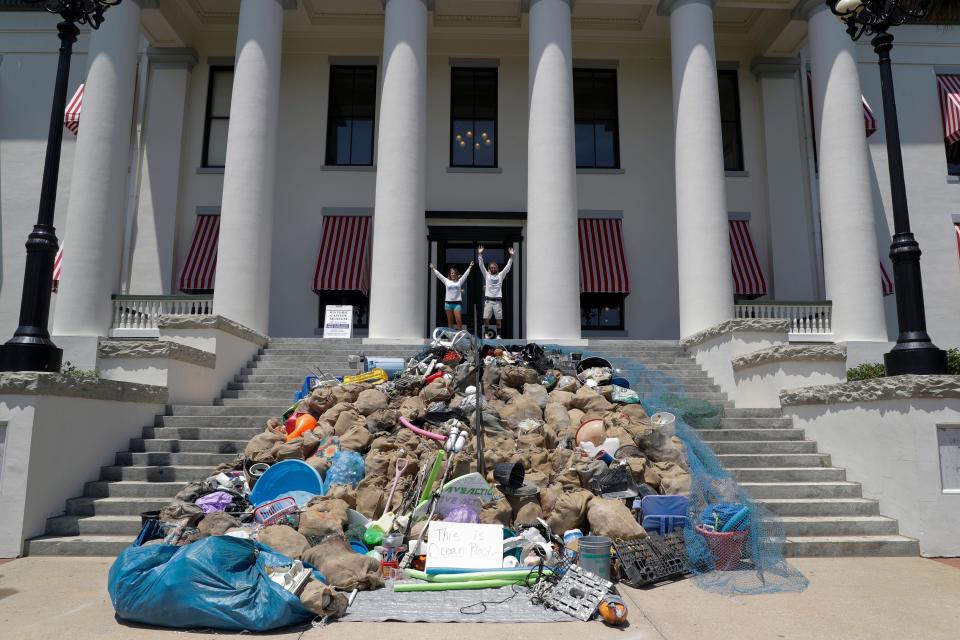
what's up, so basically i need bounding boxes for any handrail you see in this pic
[735,300,833,335]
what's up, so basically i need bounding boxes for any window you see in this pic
[947,141,960,176]
[326,65,377,166]
[718,69,745,172]
[202,66,234,168]
[580,293,624,330]
[318,291,369,329]
[574,68,620,168]
[450,67,497,167]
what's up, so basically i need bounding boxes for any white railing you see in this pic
[111,295,213,335]
[735,300,833,336]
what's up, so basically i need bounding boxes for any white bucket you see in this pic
[651,411,677,437]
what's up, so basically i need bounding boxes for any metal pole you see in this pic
[871,29,947,375]
[473,303,486,477]
[0,20,79,372]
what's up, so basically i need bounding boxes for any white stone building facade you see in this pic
[1,0,959,359]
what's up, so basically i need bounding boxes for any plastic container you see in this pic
[696,525,749,570]
[140,510,161,527]
[651,412,677,437]
[578,535,612,580]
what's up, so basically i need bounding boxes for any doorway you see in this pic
[428,225,523,339]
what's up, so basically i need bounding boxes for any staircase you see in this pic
[587,340,919,557]
[24,338,918,557]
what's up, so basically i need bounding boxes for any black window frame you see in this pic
[580,293,625,331]
[573,67,621,169]
[318,291,369,330]
[947,140,960,177]
[449,67,499,168]
[325,64,378,167]
[201,65,234,169]
[718,69,745,172]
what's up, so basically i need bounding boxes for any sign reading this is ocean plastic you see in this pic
[322,305,353,339]
[425,522,503,571]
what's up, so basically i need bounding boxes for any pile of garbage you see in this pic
[108,332,755,631]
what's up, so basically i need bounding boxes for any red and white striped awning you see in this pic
[578,218,631,294]
[729,220,768,296]
[179,214,220,292]
[880,260,894,296]
[52,244,64,293]
[313,216,372,295]
[862,96,878,138]
[936,74,960,144]
[64,84,83,135]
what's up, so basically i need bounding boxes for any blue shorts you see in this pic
[444,302,462,312]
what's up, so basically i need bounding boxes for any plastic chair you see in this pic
[639,495,690,535]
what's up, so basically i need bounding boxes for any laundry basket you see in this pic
[696,525,750,571]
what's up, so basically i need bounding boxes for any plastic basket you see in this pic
[253,496,298,525]
[695,525,749,571]
[613,533,689,587]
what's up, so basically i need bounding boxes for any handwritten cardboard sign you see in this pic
[425,522,503,571]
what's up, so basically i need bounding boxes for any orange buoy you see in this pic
[598,595,628,625]
[286,413,317,441]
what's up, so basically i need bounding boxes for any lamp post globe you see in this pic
[825,0,947,376]
[0,0,123,372]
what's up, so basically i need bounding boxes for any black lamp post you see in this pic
[826,0,947,376]
[0,0,122,373]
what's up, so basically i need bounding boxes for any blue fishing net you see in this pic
[551,346,809,596]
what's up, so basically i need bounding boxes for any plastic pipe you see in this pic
[400,416,447,442]
[394,577,543,592]
[419,451,446,503]
[720,506,751,532]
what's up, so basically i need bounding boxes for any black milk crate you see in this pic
[613,532,689,587]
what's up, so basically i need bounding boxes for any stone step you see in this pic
[705,440,818,455]
[721,408,783,418]
[220,388,733,402]
[67,496,172,517]
[782,535,919,557]
[237,371,718,384]
[170,405,288,417]
[739,481,862,499]
[261,346,422,354]
[755,498,879,517]
[46,514,142,536]
[101,465,214,482]
[145,426,264,440]
[716,417,794,429]
[217,397,299,407]
[115,451,239,467]
[24,535,134,557]
[730,467,847,482]
[695,428,804,441]
[131,438,249,454]
[84,480,186,499]
[716,453,830,468]
[157,415,274,429]
[228,380,720,393]
[775,516,900,537]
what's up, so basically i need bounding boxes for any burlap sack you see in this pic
[543,424,559,450]
[556,376,580,393]
[524,470,550,487]
[568,408,585,427]
[587,498,647,540]
[617,403,649,421]
[547,390,575,409]
[354,389,388,416]
[298,497,350,538]
[518,431,546,450]
[500,397,543,430]
[272,440,305,461]
[331,383,364,405]
[575,459,608,487]
[420,380,453,403]
[522,383,548,409]
[333,409,366,436]
[339,424,373,453]
[324,483,357,508]
[480,490,513,527]
[482,364,501,388]
[302,538,384,590]
[510,495,544,524]
[197,512,240,537]
[366,408,399,434]
[398,396,426,421]
[552,467,581,490]
[653,461,692,495]
[319,402,356,425]
[355,475,389,518]
[538,485,562,516]
[301,430,321,458]
[266,418,286,437]
[499,365,539,389]
[244,430,285,463]
[303,387,336,417]
[544,403,572,433]
[546,489,593,533]
[257,524,310,559]
[570,386,614,414]
[306,455,331,477]
[493,385,522,403]
[299,578,349,618]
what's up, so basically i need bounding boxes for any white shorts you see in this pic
[483,299,503,320]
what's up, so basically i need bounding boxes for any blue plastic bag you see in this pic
[323,450,365,491]
[108,536,314,631]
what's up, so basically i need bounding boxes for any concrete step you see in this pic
[145,426,264,440]
[84,480,186,499]
[217,397,299,407]
[705,440,818,455]
[46,514,142,536]
[131,438,249,454]
[730,467,847,482]
[695,428,805,441]
[716,417,795,429]
[170,405,288,417]
[101,465,214,482]
[157,416,273,429]
[228,380,720,393]
[115,451,239,467]
[783,535,919,557]
[24,535,133,557]
[739,481,862,499]
[775,516,900,537]
[716,453,830,468]
[721,408,783,418]
[67,496,171,517]
[261,346,421,353]
[220,388,734,402]
[755,498,880,517]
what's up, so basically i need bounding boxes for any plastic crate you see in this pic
[613,533,689,587]
[253,496,298,525]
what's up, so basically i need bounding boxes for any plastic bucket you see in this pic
[696,525,749,570]
[651,412,677,437]
[140,510,161,527]
[578,535,612,580]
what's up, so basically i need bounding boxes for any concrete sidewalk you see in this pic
[0,556,957,640]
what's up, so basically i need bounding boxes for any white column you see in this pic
[52,0,142,336]
[805,2,887,341]
[526,0,580,341]
[127,48,196,294]
[212,0,285,335]
[752,58,820,300]
[367,0,428,340]
[666,0,734,339]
